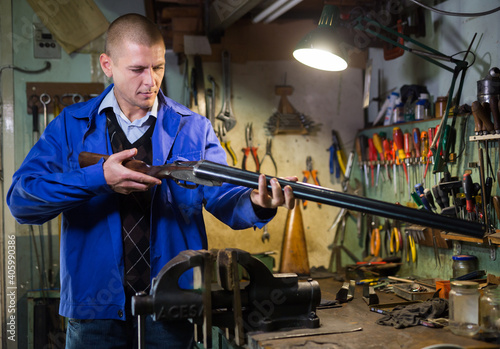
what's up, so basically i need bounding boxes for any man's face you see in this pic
[100,40,165,120]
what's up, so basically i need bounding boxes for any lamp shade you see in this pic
[293,5,348,71]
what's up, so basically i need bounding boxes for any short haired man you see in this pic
[7,13,294,348]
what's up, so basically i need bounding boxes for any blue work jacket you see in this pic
[7,84,271,320]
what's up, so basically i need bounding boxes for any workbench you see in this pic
[246,278,500,349]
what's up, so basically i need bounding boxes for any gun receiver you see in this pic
[79,151,486,238]
[78,151,220,188]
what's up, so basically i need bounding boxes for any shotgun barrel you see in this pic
[193,160,486,238]
[79,152,486,238]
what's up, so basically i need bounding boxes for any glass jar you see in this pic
[435,96,447,118]
[480,287,500,336]
[452,255,478,279]
[449,281,479,336]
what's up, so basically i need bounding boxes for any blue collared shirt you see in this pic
[98,87,158,144]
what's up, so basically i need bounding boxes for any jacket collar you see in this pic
[75,83,197,166]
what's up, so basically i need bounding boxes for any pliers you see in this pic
[390,223,402,254]
[260,138,278,176]
[242,123,260,172]
[369,218,381,257]
[218,124,237,166]
[327,131,345,183]
[302,156,321,209]
[406,231,417,263]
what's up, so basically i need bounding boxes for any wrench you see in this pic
[40,93,51,130]
[216,50,237,131]
[206,75,216,126]
[39,92,54,286]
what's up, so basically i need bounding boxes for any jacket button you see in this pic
[118,310,123,318]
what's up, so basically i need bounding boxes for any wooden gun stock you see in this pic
[78,152,162,177]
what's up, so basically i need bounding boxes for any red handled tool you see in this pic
[242,123,259,172]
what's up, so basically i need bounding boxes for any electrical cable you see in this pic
[0,61,51,104]
[408,0,500,17]
[0,61,51,74]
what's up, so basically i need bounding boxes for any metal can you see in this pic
[449,281,479,336]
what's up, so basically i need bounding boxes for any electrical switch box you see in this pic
[33,22,61,59]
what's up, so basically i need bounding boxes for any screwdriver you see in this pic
[414,183,424,196]
[462,173,475,221]
[420,193,432,211]
[420,131,429,186]
[356,135,369,187]
[413,128,421,183]
[432,184,449,210]
[373,134,385,186]
[472,101,494,135]
[392,141,398,198]
[484,176,493,225]
[427,126,437,186]
[383,139,393,183]
[393,127,408,199]
[404,132,413,199]
[368,138,377,187]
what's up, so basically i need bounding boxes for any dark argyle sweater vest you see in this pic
[106,109,156,300]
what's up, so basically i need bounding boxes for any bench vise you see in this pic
[132,248,321,347]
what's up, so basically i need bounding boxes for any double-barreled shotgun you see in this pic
[79,152,486,238]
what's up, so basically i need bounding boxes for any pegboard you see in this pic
[26,82,105,115]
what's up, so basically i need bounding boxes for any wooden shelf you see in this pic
[440,231,500,245]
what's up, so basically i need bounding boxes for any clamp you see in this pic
[131,248,321,349]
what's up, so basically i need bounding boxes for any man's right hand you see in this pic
[103,148,162,194]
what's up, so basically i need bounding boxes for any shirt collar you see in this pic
[98,87,159,123]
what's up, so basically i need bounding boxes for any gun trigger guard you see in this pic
[174,179,199,189]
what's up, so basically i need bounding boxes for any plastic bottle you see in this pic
[383,92,399,126]
[415,93,430,120]
[392,98,404,123]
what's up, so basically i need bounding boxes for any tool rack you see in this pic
[351,112,500,281]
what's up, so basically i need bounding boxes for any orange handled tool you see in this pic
[413,128,421,159]
[420,131,428,185]
[368,138,378,187]
[393,127,406,161]
[404,132,413,198]
[373,133,385,185]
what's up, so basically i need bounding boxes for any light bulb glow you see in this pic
[293,48,348,72]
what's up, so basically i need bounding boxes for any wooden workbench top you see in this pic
[247,278,500,349]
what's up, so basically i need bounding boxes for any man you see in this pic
[7,13,295,348]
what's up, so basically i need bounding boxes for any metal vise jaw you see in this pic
[132,248,321,346]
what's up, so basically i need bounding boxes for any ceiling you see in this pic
[149,0,424,65]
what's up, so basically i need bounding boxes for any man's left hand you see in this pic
[250,174,297,210]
